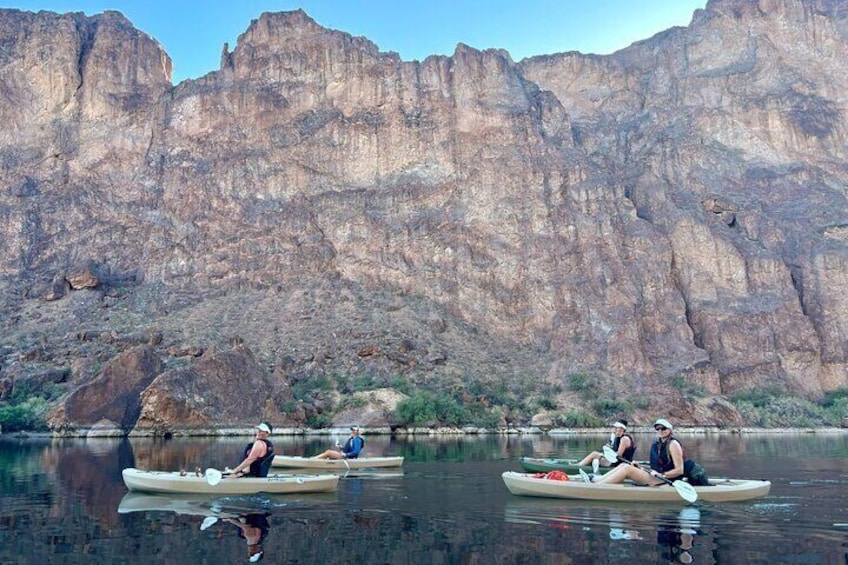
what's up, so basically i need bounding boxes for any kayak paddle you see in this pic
[602,445,698,503]
[205,468,223,486]
[333,436,351,471]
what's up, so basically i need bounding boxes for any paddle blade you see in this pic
[673,480,699,503]
[602,445,619,463]
[200,516,218,531]
[205,468,223,486]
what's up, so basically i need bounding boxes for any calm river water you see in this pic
[1,432,846,564]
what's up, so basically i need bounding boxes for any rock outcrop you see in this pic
[134,344,292,434]
[2,0,847,430]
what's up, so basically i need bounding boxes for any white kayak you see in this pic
[271,455,405,470]
[122,468,339,495]
[118,492,241,517]
[502,471,771,503]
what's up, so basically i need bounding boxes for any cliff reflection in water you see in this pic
[1,434,847,563]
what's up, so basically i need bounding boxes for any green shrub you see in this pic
[822,388,848,408]
[0,397,49,432]
[567,373,598,395]
[591,398,629,419]
[351,373,377,392]
[395,392,466,427]
[730,387,783,408]
[395,392,438,426]
[732,394,829,427]
[670,375,706,398]
[292,374,335,401]
[554,410,604,428]
[306,413,332,429]
[465,403,503,428]
[537,395,559,411]
[390,374,413,396]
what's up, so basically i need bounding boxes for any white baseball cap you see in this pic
[653,418,673,430]
[255,423,272,433]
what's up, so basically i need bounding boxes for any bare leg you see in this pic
[577,452,603,466]
[314,449,345,460]
[593,464,664,485]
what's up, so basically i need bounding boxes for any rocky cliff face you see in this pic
[1,0,846,432]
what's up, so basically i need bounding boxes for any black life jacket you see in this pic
[650,437,686,473]
[243,438,275,477]
[611,434,637,466]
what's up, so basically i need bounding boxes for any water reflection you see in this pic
[224,512,270,562]
[117,491,337,562]
[504,498,712,563]
[121,493,271,561]
[2,434,847,564]
[655,508,701,564]
[118,493,273,561]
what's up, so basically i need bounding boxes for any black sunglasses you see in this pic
[654,426,668,431]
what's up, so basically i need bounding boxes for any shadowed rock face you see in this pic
[47,345,163,430]
[1,0,847,429]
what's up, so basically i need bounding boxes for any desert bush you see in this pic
[567,373,598,394]
[731,389,830,427]
[395,392,466,427]
[0,397,49,432]
[553,410,604,428]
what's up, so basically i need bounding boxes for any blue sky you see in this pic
[5,1,707,83]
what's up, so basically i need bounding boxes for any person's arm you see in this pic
[232,443,267,476]
[616,436,631,457]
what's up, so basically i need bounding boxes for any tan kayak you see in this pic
[502,471,771,503]
[122,468,339,495]
[271,455,404,470]
[118,492,241,517]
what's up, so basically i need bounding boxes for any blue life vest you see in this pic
[342,436,364,459]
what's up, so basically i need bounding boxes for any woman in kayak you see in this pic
[228,422,275,478]
[576,420,635,470]
[586,418,707,486]
[313,425,364,459]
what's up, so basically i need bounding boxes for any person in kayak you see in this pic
[228,422,275,478]
[585,418,708,486]
[225,511,270,563]
[313,425,364,459]
[576,420,636,471]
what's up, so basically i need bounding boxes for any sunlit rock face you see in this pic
[1,0,847,430]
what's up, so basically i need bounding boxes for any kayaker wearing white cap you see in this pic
[576,420,636,470]
[228,422,275,478]
[585,418,706,486]
[313,425,365,460]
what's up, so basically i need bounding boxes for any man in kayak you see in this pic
[224,512,270,563]
[228,422,275,478]
[584,418,708,486]
[576,420,636,472]
[313,425,364,460]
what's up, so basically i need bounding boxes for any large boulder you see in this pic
[47,345,162,431]
[134,344,290,434]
